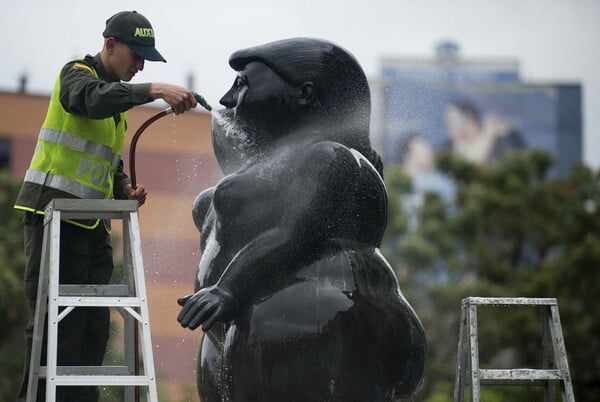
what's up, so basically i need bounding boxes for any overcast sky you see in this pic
[2,0,598,168]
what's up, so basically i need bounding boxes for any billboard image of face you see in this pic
[381,59,581,178]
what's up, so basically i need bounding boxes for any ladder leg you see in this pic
[26,217,53,402]
[122,213,136,402]
[548,305,575,402]
[46,209,62,402]
[123,311,136,402]
[542,306,556,402]
[128,211,159,402]
[454,300,468,402]
[468,302,481,402]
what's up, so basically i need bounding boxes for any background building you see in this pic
[376,42,582,177]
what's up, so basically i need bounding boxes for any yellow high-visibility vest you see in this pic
[15,60,127,228]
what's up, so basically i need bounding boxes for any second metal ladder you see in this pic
[453,297,575,402]
[26,199,158,402]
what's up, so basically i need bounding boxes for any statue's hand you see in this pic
[177,285,236,331]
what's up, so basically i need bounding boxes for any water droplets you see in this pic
[211,110,251,147]
[171,114,177,143]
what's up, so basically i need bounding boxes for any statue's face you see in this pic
[219,61,299,143]
[212,61,300,173]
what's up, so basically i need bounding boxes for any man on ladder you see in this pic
[14,10,197,401]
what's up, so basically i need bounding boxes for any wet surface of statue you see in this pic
[177,38,426,402]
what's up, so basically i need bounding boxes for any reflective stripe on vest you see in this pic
[24,169,107,199]
[38,127,121,168]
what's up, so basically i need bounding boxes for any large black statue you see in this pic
[177,38,426,402]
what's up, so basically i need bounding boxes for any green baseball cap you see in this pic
[103,11,166,62]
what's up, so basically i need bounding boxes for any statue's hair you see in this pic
[229,37,381,175]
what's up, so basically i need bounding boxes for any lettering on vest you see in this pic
[76,158,111,189]
[134,27,154,38]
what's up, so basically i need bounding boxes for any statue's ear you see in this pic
[298,82,316,106]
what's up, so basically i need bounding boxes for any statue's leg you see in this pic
[197,327,228,402]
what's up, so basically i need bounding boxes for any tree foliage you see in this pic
[383,149,600,401]
[0,170,28,401]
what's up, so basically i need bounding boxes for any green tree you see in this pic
[383,150,600,401]
[0,170,28,401]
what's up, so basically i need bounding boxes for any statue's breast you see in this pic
[212,166,283,234]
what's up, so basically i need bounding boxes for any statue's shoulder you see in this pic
[298,140,356,162]
[286,141,361,181]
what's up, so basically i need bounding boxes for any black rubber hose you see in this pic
[129,109,171,189]
[127,108,171,402]
[129,93,212,189]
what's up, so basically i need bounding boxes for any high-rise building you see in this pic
[374,42,582,177]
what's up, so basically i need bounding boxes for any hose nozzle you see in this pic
[194,93,212,111]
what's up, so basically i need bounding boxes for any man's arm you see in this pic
[59,58,197,118]
[59,60,153,119]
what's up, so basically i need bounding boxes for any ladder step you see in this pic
[59,284,130,297]
[51,376,154,387]
[39,365,131,377]
[479,368,563,384]
[47,199,138,219]
[465,297,557,306]
[56,296,141,308]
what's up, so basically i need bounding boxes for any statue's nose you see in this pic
[219,90,237,109]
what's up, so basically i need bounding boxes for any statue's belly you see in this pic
[198,249,426,402]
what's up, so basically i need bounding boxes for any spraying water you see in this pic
[209,86,248,140]
[210,108,254,155]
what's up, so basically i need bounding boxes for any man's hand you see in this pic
[149,83,197,114]
[123,184,147,206]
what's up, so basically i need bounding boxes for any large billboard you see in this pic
[380,53,582,178]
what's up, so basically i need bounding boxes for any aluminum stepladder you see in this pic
[27,199,158,402]
[453,297,575,402]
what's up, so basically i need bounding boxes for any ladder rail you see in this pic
[122,211,138,402]
[548,305,576,402]
[26,210,53,402]
[127,211,158,394]
[46,206,62,400]
[542,306,556,402]
[467,303,481,401]
[453,301,468,402]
